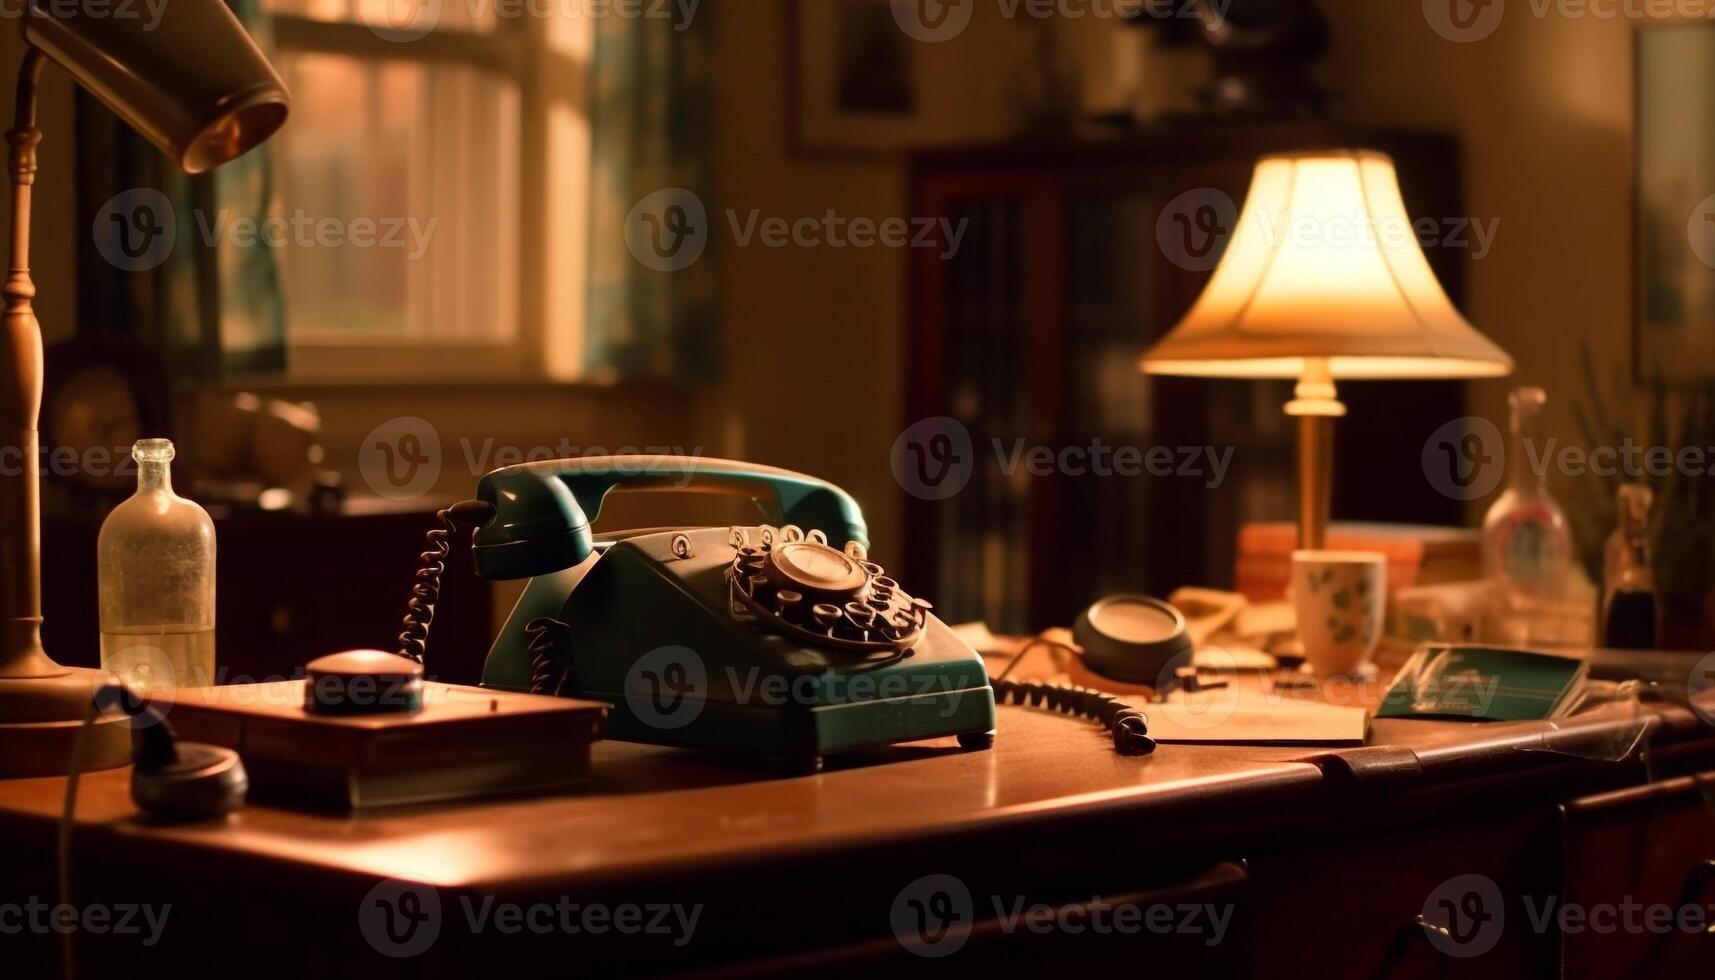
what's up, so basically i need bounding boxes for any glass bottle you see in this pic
[1482,387,1575,643]
[98,439,217,692]
[1601,482,1659,649]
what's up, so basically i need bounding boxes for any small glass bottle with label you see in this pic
[98,439,217,692]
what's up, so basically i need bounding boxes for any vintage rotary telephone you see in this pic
[457,456,999,771]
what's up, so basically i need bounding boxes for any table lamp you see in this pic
[0,3,288,776]
[1140,150,1513,551]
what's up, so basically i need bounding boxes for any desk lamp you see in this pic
[1141,150,1513,550]
[0,3,288,775]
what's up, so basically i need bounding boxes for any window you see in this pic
[262,0,592,380]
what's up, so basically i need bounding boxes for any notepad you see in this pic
[1147,696,1371,745]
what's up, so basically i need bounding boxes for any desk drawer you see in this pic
[1560,774,1715,980]
[717,861,1251,978]
[1247,808,1559,979]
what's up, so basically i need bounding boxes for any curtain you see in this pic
[584,5,719,383]
[76,0,286,378]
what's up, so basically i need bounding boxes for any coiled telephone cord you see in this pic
[396,501,496,666]
[990,637,1155,756]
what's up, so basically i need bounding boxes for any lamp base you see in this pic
[0,667,131,778]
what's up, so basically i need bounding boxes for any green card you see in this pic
[1378,645,1589,722]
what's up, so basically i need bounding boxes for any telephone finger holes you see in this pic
[780,525,805,543]
[728,527,748,549]
[671,533,695,560]
[806,529,828,546]
[759,526,777,547]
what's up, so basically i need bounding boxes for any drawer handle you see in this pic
[1370,916,1456,980]
[1632,858,1715,977]
[1678,858,1715,922]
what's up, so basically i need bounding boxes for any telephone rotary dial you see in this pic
[726,526,930,657]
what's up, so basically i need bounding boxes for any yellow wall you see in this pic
[1317,0,1636,503]
[696,1,1039,562]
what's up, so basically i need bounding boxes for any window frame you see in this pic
[265,10,591,383]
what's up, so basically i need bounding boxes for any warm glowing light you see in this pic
[1140,151,1513,380]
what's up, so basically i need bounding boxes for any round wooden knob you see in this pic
[304,650,424,716]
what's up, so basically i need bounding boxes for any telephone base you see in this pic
[599,681,998,765]
[482,523,999,766]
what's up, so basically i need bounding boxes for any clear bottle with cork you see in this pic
[1601,482,1659,649]
[98,439,217,692]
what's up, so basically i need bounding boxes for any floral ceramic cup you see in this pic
[1291,550,1387,678]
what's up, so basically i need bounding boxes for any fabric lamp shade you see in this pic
[1140,151,1513,380]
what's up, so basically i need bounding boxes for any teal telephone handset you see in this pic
[460,456,998,770]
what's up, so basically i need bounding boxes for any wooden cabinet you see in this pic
[905,124,1470,632]
[1560,774,1715,980]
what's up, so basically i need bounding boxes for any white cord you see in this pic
[56,689,101,980]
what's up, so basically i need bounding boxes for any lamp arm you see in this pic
[13,46,42,131]
[9,47,43,278]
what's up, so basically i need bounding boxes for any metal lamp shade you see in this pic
[25,0,289,173]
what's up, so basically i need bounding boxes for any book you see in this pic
[1377,645,1589,722]
[1235,522,1482,602]
[158,681,606,811]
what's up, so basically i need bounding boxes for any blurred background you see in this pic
[10,0,1705,675]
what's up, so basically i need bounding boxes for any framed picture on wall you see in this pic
[1635,22,1715,383]
[786,0,982,158]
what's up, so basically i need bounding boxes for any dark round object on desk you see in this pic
[132,741,248,823]
[1073,595,1194,685]
[304,650,425,716]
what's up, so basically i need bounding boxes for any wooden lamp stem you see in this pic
[0,47,49,681]
[0,48,128,776]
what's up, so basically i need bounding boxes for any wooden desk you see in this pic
[3,699,1714,978]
